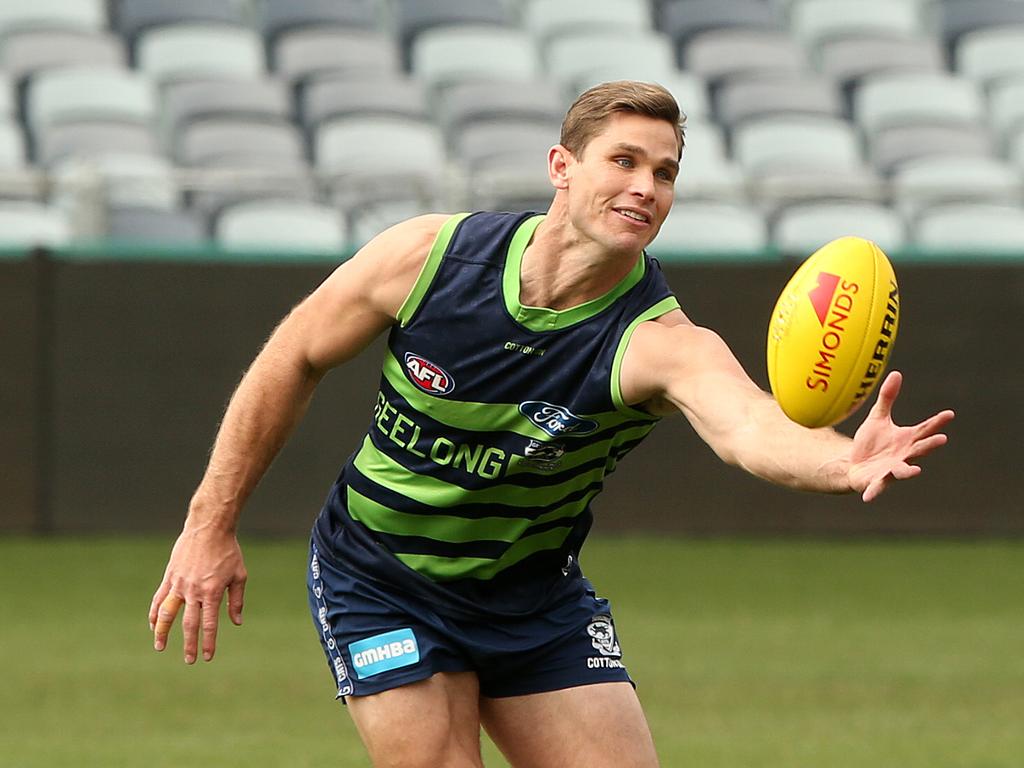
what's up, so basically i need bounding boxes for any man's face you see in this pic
[559,112,679,256]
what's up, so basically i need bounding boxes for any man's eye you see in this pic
[616,158,633,168]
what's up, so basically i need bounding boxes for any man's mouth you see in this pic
[615,208,650,224]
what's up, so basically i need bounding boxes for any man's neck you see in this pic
[518,204,641,311]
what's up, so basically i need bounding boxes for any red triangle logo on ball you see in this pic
[807,272,840,327]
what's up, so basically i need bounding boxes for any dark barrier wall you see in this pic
[2,255,1022,535]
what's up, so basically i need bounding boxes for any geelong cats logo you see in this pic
[519,401,598,437]
[404,352,455,395]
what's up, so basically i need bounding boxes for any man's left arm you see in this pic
[620,317,955,501]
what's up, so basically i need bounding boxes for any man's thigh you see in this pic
[348,671,484,768]
[480,682,659,768]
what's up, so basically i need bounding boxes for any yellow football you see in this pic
[767,236,900,428]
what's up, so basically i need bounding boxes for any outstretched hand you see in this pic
[149,523,248,664]
[848,371,955,502]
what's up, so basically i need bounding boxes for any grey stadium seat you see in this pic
[186,162,317,217]
[112,0,246,44]
[0,202,70,245]
[315,116,447,207]
[272,30,400,83]
[434,79,566,139]
[392,0,511,64]
[913,203,1024,252]
[466,164,553,214]
[869,123,993,172]
[51,151,179,211]
[789,0,923,49]
[257,0,379,43]
[523,0,653,43]
[990,76,1024,151]
[0,0,106,36]
[937,0,1024,45]
[646,202,770,259]
[772,201,907,255]
[35,121,159,166]
[681,29,805,82]
[215,199,347,253]
[674,119,746,202]
[412,26,540,92]
[853,72,985,134]
[891,155,1023,217]
[955,27,1024,85]
[0,73,14,120]
[106,206,207,244]
[454,120,559,172]
[136,25,265,84]
[160,79,292,143]
[815,35,944,87]
[0,30,125,82]
[545,31,675,91]
[714,74,842,127]
[176,118,306,167]
[26,67,156,130]
[659,0,779,49]
[301,77,428,131]
[749,167,886,217]
[732,115,863,174]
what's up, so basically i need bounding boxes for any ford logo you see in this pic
[519,401,598,437]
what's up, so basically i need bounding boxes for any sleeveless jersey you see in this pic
[313,211,680,619]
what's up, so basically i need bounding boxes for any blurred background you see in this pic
[1,0,1022,766]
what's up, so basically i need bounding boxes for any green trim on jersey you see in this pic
[397,213,471,327]
[610,296,682,418]
[395,526,574,581]
[501,215,648,332]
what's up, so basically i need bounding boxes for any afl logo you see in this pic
[404,352,455,395]
[519,401,598,437]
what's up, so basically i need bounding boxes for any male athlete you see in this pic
[150,81,954,767]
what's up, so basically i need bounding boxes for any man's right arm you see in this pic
[149,214,449,665]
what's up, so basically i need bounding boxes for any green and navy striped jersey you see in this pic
[314,211,680,618]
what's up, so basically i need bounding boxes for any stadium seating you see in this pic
[214,198,347,251]
[647,201,771,257]
[772,201,907,254]
[0,201,70,245]
[0,30,126,81]
[913,202,1024,251]
[0,0,1017,255]
[682,29,806,82]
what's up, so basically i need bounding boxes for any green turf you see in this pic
[1,536,1022,767]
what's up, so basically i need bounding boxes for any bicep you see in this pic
[273,215,448,373]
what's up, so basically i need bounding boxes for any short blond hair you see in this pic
[560,81,686,160]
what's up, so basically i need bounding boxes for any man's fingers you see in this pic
[149,583,170,631]
[908,433,949,460]
[872,370,903,419]
[914,409,956,438]
[181,598,201,665]
[153,592,184,652]
[227,578,246,626]
[201,594,223,662]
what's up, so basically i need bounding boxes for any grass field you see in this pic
[2,535,1022,767]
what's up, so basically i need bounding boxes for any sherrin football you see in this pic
[767,236,900,428]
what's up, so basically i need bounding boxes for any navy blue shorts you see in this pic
[307,541,633,700]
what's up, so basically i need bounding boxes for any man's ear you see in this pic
[547,144,574,190]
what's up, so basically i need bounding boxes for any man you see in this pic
[150,81,953,767]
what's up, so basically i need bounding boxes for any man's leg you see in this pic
[480,682,659,768]
[347,670,484,768]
